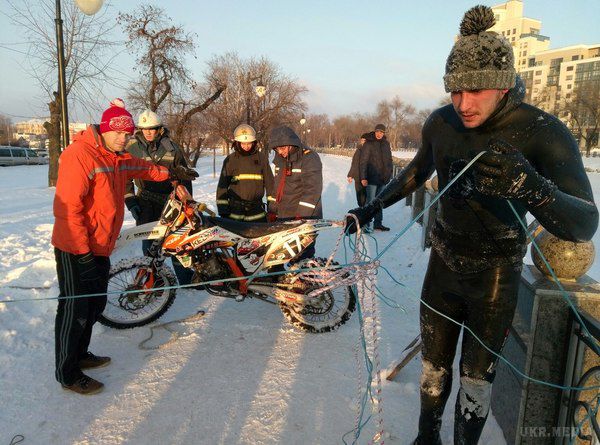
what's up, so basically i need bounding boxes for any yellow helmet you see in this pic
[233,124,256,143]
[137,109,161,129]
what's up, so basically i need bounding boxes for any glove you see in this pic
[345,198,383,234]
[266,212,277,223]
[472,138,557,208]
[125,197,142,221]
[76,252,104,295]
[169,165,199,181]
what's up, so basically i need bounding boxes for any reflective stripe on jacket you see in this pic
[52,125,169,256]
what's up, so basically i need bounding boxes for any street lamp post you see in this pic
[299,114,306,144]
[55,0,104,149]
[246,75,266,125]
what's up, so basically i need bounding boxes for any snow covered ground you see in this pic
[1,153,599,445]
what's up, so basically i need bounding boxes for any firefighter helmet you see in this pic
[233,124,256,143]
[137,110,162,129]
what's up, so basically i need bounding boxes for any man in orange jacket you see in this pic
[52,99,173,395]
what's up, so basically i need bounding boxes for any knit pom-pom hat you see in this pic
[443,5,516,93]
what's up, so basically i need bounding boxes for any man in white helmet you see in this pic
[125,109,197,285]
[216,124,274,221]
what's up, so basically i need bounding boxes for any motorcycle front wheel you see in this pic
[279,258,356,333]
[98,257,178,329]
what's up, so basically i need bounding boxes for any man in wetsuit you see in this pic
[346,5,597,445]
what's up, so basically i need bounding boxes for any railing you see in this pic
[558,309,600,444]
[311,147,413,171]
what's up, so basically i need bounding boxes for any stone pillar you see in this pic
[491,265,600,445]
[411,185,425,225]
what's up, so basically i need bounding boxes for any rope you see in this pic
[138,310,206,350]
[9,435,24,445]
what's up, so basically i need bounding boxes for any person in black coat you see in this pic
[216,124,274,221]
[347,133,368,206]
[125,109,194,285]
[359,124,393,231]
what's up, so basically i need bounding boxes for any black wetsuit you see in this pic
[372,78,597,444]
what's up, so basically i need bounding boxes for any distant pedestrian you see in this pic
[52,99,170,395]
[347,133,369,206]
[216,124,274,221]
[359,124,393,231]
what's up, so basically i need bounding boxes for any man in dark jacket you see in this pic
[347,133,368,206]
[347,6,597,445]
[269,125,323,257]
[216,124,274,221]
[125,109,195,285]
[359,124,393,231]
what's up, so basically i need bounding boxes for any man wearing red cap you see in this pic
[51,99,171,395]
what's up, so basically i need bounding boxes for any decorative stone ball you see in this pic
[532,229,595,281]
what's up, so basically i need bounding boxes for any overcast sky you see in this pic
[0,0,598,122]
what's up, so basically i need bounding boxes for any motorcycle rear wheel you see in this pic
[98,257,178,329]
[279,258,356,333]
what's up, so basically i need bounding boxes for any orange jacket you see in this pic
[52,125,170,256]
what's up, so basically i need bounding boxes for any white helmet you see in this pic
[233,124,256,143]
[137,109,162,129]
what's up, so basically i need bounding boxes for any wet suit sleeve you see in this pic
[527,126,598,242]
[376,117,436,209]
[216,156,231,216]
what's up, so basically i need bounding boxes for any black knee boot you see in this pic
[415,359,452,445]
[454,376,493,445]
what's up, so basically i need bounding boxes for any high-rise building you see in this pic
[491,0,600,148]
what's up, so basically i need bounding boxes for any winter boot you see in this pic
[413,436,442,445]
[62,375,104,395]
[374,224,390,232]
[79,352,111,369]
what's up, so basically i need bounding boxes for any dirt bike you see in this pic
[99,182,356,333]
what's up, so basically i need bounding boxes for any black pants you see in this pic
[138,197,194,285]
[417,250,520,445]
[54,248,110,385]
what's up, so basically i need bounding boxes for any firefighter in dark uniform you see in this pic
[125,109,195,285]
[268,125,323,257]
[216,124,275,221]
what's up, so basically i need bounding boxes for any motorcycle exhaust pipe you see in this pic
[247,284,308,304]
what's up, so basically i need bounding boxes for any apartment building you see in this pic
[14,119,88,142]
[491,0,599,148]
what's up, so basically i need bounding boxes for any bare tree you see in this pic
[118,5,195,112]
[5,0,122,186]
[118,5,225,164]
[0,114,14,145]
[202,52,307,152]
[564,82,600,155]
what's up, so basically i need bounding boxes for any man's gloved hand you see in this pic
[169,165,199,181]
[266,212,277,223]
[125,197,142,221]
[472,138,557,208]
[76,252,104,295]
[345,198,383,234]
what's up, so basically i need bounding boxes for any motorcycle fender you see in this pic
[114,221,167,251]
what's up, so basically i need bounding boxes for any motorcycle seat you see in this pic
[205,216,305,238]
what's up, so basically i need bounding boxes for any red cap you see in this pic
[99,98,135,134]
